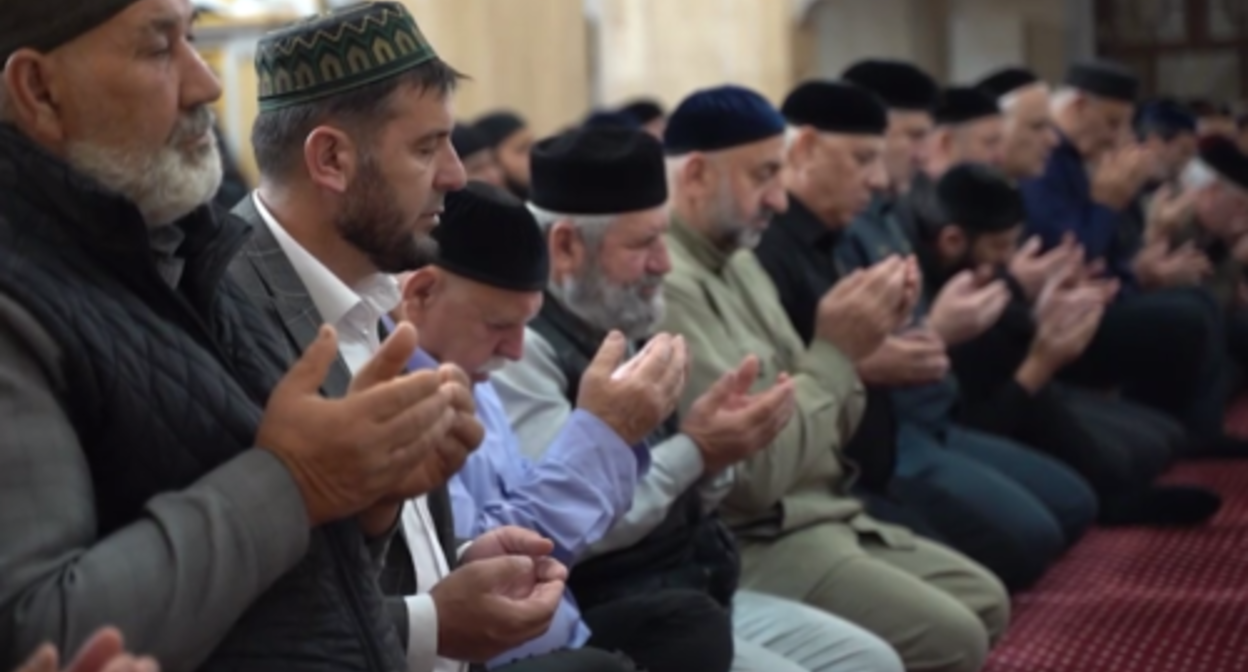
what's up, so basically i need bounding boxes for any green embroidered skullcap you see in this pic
[255,1,438,113]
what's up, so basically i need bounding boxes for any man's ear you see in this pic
[304,125,360,194]
[400,268,441,325]
[548,220,585,284]
[937,225,967,258]
[3,51,68,146]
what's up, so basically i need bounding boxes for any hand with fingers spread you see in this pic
[680,356,797,474]
[431,555,568,662]
[16,628,157,672]
[1145,183,1199,243]
[257,323,462,530]
[1009,234,1083,301]
[928,269,1011,346]
[856,328,949,387]
[1134,240,1213,289]
[1091,145,1152,210]
[577,331,689,446]
[1031,290,1107,371]
[814,257,910,362]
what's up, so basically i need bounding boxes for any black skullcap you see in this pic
[937,163,1025,234]
[434,181,549,292]
[1064,61,1139,103]
[619,99,665,125]
[664,85,787,156]
[782,80,888,135]
[475,111,528,148]
[1199,135,1248,192]
[530,126,668,215]
[452,123,489,160]
[0,0,140,63]
[841,59,940,111]
[934,87,1001,126]
[976,67,1041,100]
[583,110,641,131]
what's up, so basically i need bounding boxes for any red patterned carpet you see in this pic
[984,403,1248,672]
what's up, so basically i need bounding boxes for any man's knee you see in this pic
[916,603,992,672]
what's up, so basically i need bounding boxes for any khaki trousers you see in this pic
[739,519,1010,672]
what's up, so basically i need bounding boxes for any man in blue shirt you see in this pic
[1018,60,1247,456]
[401,165,904,672]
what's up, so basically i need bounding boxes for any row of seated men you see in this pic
[3,2,1248,672]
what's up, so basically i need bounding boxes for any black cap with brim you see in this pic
[1064,61,1139,103]
[782,80,888,135]
[530,126,668,215]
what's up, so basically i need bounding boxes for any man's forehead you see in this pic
[120,0,195,33]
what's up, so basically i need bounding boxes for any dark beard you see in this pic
[504,176,529,201]
[335,158,439,273]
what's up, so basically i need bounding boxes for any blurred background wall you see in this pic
[198,0,1247,186]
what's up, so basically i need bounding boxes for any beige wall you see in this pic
[593,0,794,109]
[798,0,1068,85]
[401,0,590,136]
[200,0,590,186]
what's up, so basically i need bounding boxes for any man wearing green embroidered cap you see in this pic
[233,4,641,672]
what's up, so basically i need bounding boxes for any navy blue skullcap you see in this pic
[1135,99,1197,138]
[664,85,787,156]
[976,67,1041,100]
[934,87,1001,126]
[782,80,888,135]
[842,60,939,111]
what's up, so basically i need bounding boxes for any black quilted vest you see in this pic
[0,126,404,671]
[528,294,740,609]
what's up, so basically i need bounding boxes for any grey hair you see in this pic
[1050,86,1081,114]
[1181,159,1218,192]
[526,203,617,251]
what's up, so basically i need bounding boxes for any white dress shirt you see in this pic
[254,194,462,672]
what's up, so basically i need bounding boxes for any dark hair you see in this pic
[251,58,465,178]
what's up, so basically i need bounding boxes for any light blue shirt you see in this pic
[404,347,648,667]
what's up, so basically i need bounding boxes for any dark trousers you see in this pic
[1055,386,1181,484]
[870,424,1097,592]
[1064,287,1231,441]
[494,648,639,672]
[583,590,733,672]
[494,591,732,672]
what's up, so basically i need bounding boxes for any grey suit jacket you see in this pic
[228,195,459,651]
[0,286,309,667]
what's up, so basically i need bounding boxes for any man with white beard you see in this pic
[491,126,904,672]
[0,0,473,670]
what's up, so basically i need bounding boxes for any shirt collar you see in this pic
[780,193,840,250]
[669,216,732,273]
[253,192,400,328]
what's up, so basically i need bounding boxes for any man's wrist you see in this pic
[1016,353,1057,393]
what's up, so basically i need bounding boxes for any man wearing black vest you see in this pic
[492,127,905,672]
[0,1,475,671]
